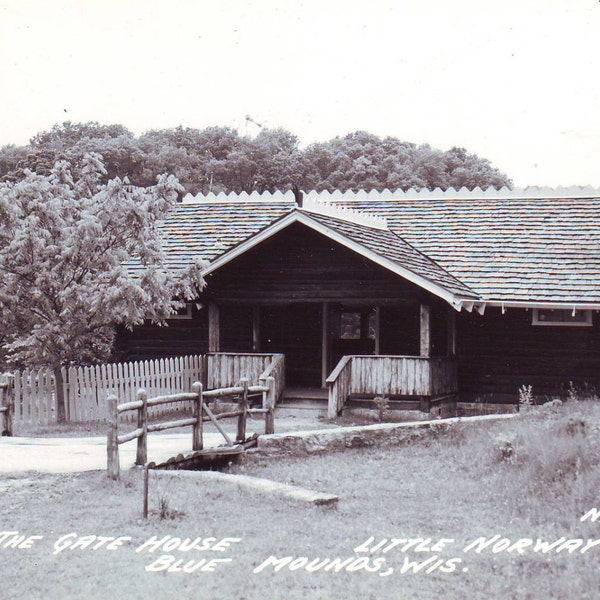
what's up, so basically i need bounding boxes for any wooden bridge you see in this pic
[106,375,277,480]
[105,350,456,477]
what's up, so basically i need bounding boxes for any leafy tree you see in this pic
[0,122,512,193]
[300,132,511,191]
[0,154,205,421]
[0,144,30,181]
[2,122,146,183]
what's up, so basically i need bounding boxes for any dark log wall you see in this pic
[457,308,600,402]
[260,304,323,386]
[112,306,209,361]
[115,222,453,365]
[220,305,254,352]
[202,223,433,304]
[380,305,420,355]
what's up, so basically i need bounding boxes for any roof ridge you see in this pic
[300,196,388,230]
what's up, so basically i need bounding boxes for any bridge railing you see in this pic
[106,376,276,480]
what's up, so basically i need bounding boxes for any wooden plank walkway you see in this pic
[148,434,259,470]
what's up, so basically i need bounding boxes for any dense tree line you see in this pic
[0,122,511,194]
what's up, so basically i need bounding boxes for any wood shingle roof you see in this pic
[157,189,600,308]
[333,196,600,304]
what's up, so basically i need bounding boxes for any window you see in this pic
[167,303,193,320]
[532,308,592,327]
[340,312,361,339]
[339,310,377,340]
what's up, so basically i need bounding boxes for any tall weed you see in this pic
[483,400,600,524]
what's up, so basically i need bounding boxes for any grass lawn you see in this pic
[2,400,600,599]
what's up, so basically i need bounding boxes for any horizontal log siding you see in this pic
[202,223,431,304]
[113,307,209,362]
[457,308,600,402]
[220,305,254,352]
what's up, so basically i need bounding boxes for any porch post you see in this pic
[321,302,330,388]
[252,306,261,352]
[373,306,381,355]
[447,308,456,357]
[420,304,431,358]
[208,303,220,352]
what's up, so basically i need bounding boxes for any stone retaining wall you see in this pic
[255,414,516,457]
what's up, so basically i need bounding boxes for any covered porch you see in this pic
[198,217,464,416]
[206,299,458,417]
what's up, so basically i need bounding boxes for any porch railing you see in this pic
[205,352,283,390]
[259,353,285,406]
[205,352,285,436]
[326,355,457,418]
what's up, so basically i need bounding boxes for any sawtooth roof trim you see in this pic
[182,185,600,204]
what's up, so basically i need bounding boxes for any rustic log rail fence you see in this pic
[107,376,277,479]
[1,373,15,436]
[327,355,458,418]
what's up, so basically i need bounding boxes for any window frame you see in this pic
[167,303,193,320]
[532,308,593,327]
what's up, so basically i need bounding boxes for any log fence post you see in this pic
[1,373,15,437]
[264,376,275,434]
[192,381,203,451]
[107,394,120,480]
[237,378,249,442]
[136,389,148,466]
[143,464,149,519]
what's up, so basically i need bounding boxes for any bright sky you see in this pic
[1,0,599,187]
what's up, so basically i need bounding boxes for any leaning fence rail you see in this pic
[107,376,276,479]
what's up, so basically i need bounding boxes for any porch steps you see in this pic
[346,397,423,412]
[276,388,329,418]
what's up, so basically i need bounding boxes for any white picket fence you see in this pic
[10,355,204,429]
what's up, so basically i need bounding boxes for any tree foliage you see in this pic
[0,122,511,194]
[0,154,205,420]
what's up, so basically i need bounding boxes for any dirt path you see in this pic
[0,414,337,474]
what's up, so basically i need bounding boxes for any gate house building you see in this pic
[116,187,600,414]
